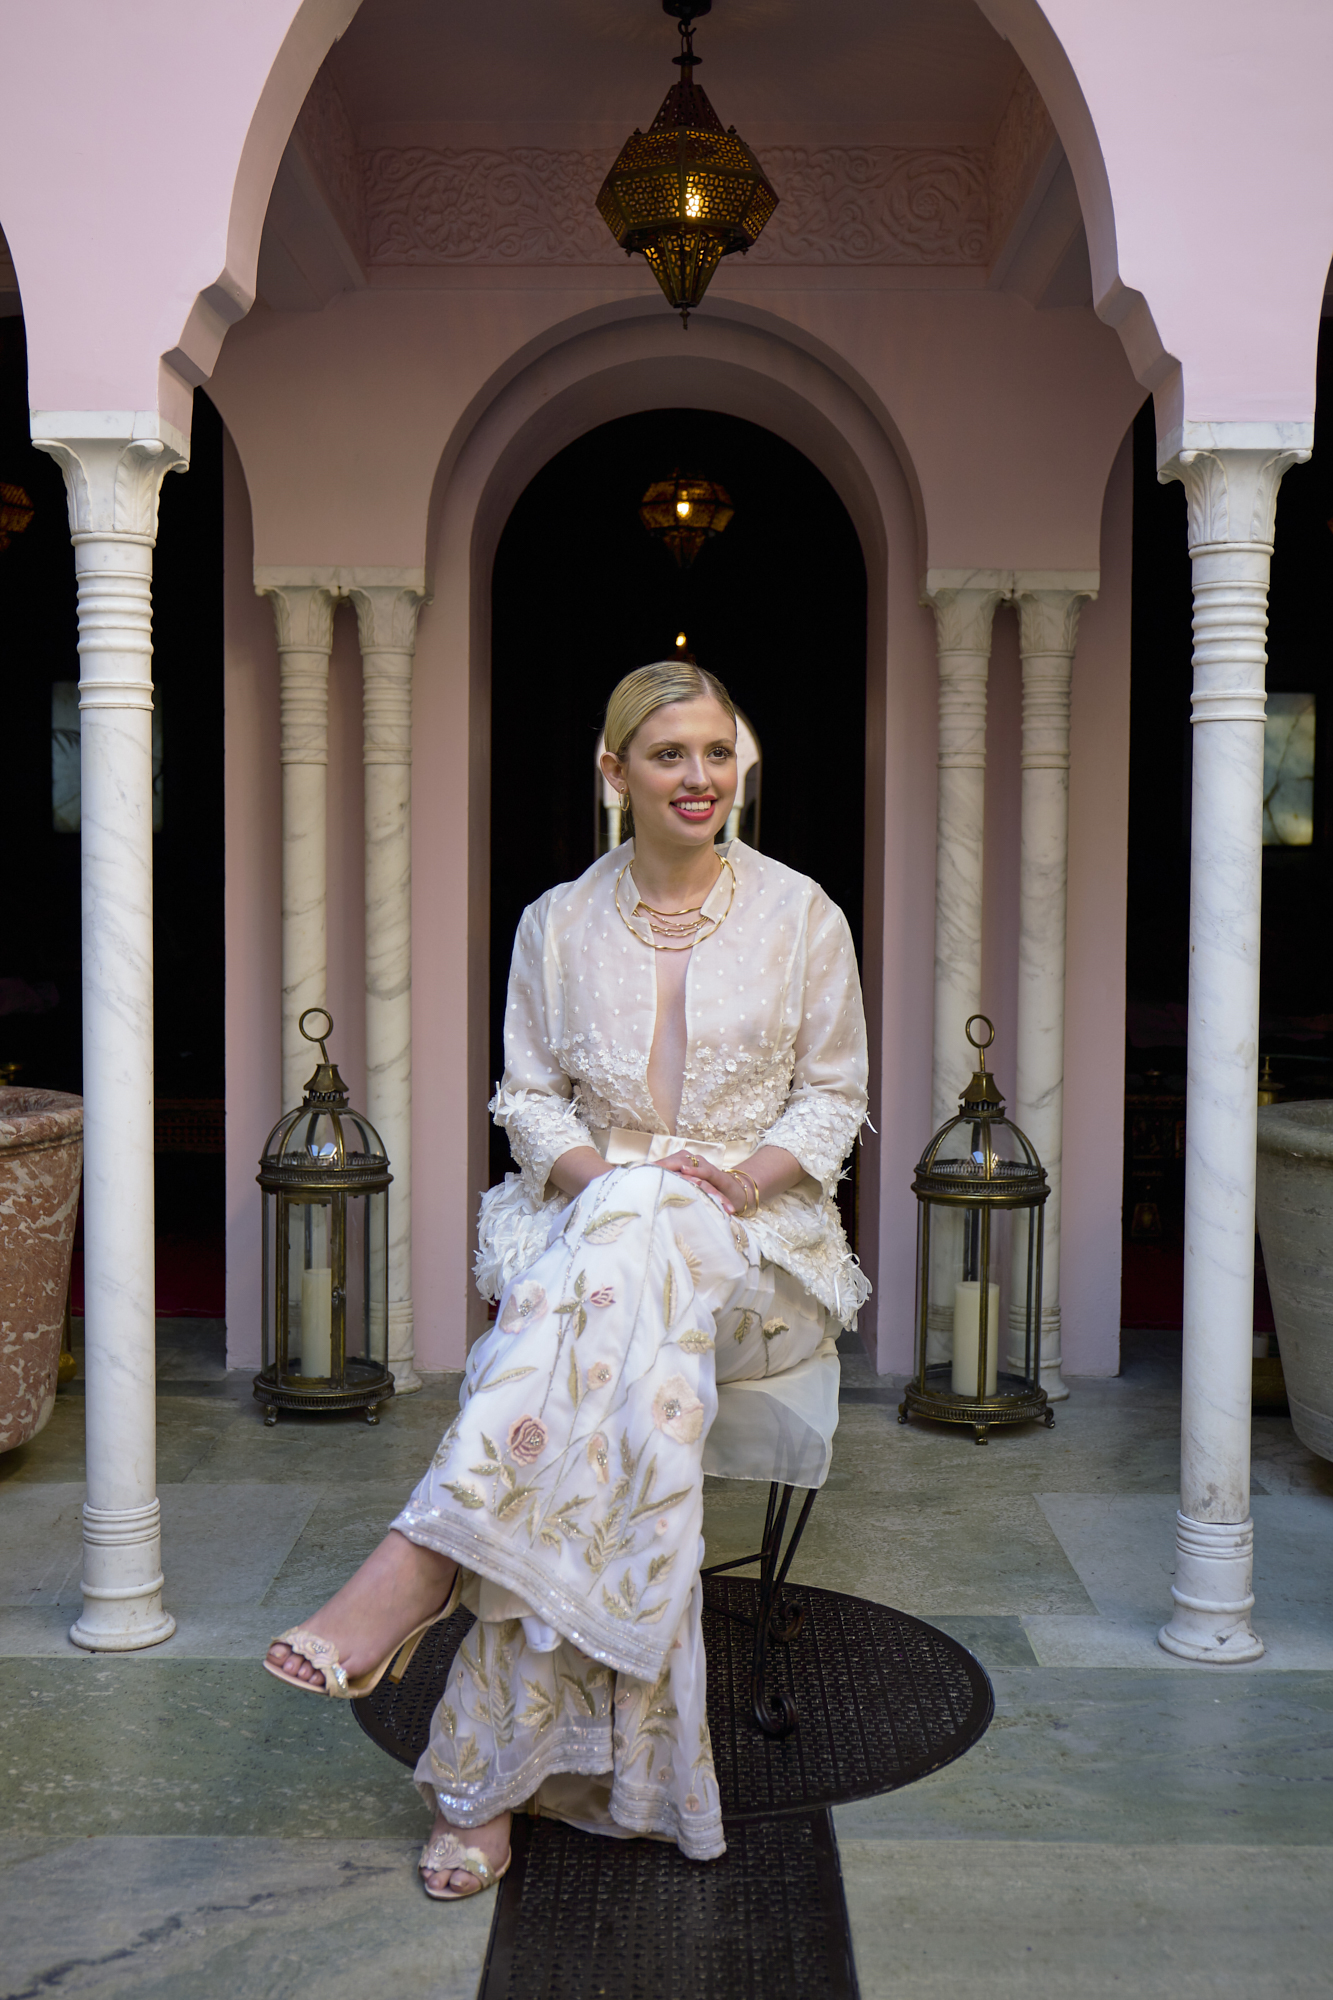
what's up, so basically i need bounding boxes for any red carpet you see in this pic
[70,1233,226,1319]
[1120,1238,1275,1333]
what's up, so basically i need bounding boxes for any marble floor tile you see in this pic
[0,1484,322,1612]
[835,1667,1333,1846]
[837,1839,1333,2000]
[0,1835,493,2000]
[0,1661,431,1840]
[1026,1492,1333,1668]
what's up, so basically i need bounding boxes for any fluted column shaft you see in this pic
[926,583,1004,1127]
[33,428,188,1650]
[260,585,337,1111]
[1011,586,1094,1401]
[1158,444,1306,1663]
[350,584,427,1392]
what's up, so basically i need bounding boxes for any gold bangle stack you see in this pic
[728,1168,761,1218]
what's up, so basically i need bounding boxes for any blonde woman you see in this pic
[265,661,869,1899]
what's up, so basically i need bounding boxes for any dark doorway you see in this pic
[1122,323,1333,1332]
[489,407,868,1203]
[0,318,225,1315]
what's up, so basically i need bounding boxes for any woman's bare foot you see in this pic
[422,1809,512,1897]
[266,1530,457,1686]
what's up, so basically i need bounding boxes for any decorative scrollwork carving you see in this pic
[364,144,991,268]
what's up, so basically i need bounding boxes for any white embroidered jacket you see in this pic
[477,841,871,1327]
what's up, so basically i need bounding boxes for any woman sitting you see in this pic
[265,659,869,1899]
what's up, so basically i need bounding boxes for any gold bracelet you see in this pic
[729,1168,760,1218]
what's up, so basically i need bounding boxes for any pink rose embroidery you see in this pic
[684,1793,702,1812]
[651,1373,705,1446]
[654,1516,670,1536]
[589,1286,616,1308]
[586,1360,613,1391]
[586,1432,610,1484]
[507,1415,548,1465]
[499,1281,548,1334]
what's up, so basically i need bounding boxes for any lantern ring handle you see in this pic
[299,1007,334,1059]
[965,1013,995,1053]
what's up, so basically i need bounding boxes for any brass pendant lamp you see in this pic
[639,469,735,566]
[597,0,778,326]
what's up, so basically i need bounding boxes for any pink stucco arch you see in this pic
[400,310,939,1370]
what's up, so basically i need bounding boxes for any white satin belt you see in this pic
[592,1126,753,1172]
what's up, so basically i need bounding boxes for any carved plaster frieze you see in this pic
[364,143,991,268]
[297,65,367,260]
[988,66,1055,250]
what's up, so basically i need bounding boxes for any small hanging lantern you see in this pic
[899,1016,1053,1444]
[639,471,735,567]
[0,483,34,551]
[254,1009,394,1426]
[597,0,778,326]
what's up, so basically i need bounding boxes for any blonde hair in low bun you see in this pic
[603,661,737,762]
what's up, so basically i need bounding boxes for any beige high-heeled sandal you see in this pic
[264,1574,461,1699]
[419,1832,512,1902]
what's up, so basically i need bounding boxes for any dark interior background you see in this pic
[488,407,869,1192]
[0,320,226,1280]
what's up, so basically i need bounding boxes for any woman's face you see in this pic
[602,695,739,855]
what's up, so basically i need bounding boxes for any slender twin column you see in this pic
[1157,444,1305,1664]
[257,572,427,1390]
[350,583,427,1393]
[1010,585,1094,1402]
[34,426,188,1650]
[258,582,338,1112]
[925,579,1005,1130]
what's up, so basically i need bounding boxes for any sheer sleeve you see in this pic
[758,890,868,1196]
[489,894,594,1200]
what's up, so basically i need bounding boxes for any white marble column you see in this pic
[349,580,428,1393]
[924,576,1006,1127]
[257,581,338,1111]
[1009,582,1096,1401]
[922,576,1004,1362]
[1157,441,1306,1663]
[33,423,187,1650]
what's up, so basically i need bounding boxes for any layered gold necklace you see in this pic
[614,855,737,952]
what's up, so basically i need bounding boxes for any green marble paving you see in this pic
[3,1321,1333,1996]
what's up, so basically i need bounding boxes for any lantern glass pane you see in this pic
[288,1195,336,1380]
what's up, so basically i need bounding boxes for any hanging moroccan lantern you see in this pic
[597,0,778,326]
[639,471,735,567]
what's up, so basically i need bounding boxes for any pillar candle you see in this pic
[301,1266,333,1378]
[952,1279,999,1397]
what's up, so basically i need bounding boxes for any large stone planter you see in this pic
[0,1087,83,1451]
[1256,1100,1333,1461]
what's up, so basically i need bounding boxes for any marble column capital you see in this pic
[257,579,338,659]
[1014,586,1094,663]
[1160,444,1309,554]
[922,581,1005,660]
[32,422,189,543]
[348,581,429,658]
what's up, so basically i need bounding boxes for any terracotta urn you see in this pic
[1256,1100,1333,1462]
[0,1087,83,1451]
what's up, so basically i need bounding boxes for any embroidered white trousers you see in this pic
[392,1165,829,1862]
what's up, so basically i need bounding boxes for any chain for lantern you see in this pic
[597,1,779,326]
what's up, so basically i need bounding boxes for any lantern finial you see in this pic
[299,1006,350,1106]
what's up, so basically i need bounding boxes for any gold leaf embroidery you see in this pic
[676,1328,714,1353]
[674,1234,703,1284]
[582,1210,640,1244]
[472,1366,539,1393]
[662,1265,676,1328]
[520,1678,557,1734]
[445,1481,485,1509]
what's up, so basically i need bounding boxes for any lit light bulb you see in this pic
[675,632,688,649]
[675,499,692,518]
[685,188,702,219]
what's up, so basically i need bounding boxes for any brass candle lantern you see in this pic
[899,1016,1053,1444]
[254,1009,394,1426]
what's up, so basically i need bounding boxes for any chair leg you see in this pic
[750,1481,819,1739]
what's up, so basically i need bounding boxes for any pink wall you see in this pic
[222,429,280,1369]
[1060,425,1133,1374]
